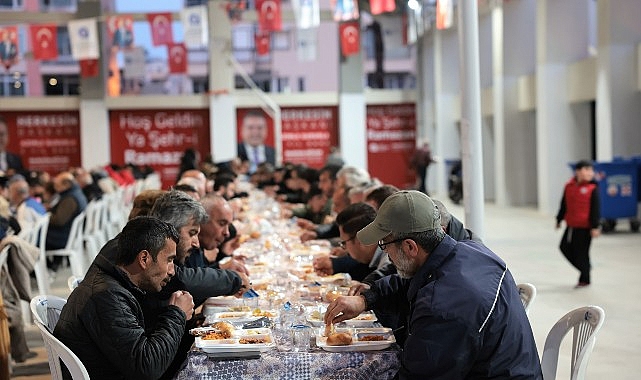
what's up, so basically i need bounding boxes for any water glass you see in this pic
[290,325,312,352]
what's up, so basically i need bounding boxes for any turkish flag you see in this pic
[369,0,395,15]
[79,59,99,78]
[30,24,58,60]
[256,0,282,32]
[255,31,270,56]
[167,43,187,73]
[339,21,360,56]
[147,13,174,46]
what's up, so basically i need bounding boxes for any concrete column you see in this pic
[208,0,238,162]
[77,0,110,168]
[596,0,641,160]
[432,31,446,196]
[536,0,592,215]
[491,3,507,206]
[339,36,366,169]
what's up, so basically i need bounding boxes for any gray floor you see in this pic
[11,200,641,379]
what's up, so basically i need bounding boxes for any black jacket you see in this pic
[54,254,186,380]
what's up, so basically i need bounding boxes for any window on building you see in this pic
[0,72,26,96]
[367,72,416,90]
[43,75,79,96]
[192,77,209,94]
[298,77,305,92]
[57,27,72,58]
[39,0,76,11]
[0,0,23,9]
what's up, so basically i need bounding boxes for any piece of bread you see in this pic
[326,332,353,346]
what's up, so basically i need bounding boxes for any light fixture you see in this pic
[408,0,420,10]
[49,77,58,86]
[13,81,21,89]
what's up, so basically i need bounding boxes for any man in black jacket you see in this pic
[54,217,195,380]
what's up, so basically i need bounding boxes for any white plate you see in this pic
[212,312,262,324]
[205,296,244,307]
[316,327,395,352]
[343,312,378,327]
[195,336,275,353]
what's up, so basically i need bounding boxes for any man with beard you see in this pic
[54,217,195,380]
[324,191,542,380]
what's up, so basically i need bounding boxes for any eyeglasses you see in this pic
[338,236,356,249]
[378,238,406,252]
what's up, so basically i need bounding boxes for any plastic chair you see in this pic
[30,295,67,333]
[46,211,88,279]
[541,305,605,380]
[517,282,537,314]
[19,213,51,296]
[34,320,90,380]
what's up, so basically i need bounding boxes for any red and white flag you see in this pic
[30,24,58,60]
[339,21,360,56]
[147,13,174,46]
[369,0,395,15]
[167,43,187,73]
[255,31,270,56]
[256,0,282,32]
[79,59,99,78]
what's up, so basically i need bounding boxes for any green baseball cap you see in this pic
[357,190,441,245]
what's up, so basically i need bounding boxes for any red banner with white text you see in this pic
[281,106,339,168]
[366,104,416,189]
[109,109,210,189]
[2,111,81,175]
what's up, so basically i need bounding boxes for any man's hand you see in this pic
[329,246,347,257]
[348,281,370,296]
[324,295,366,325]
[300,230,318,242]
[234,271,251,297]
[297,218,316,230]
[220,258,250,276]
[591,228,601,238]
[313,255,334,276]
[169,290,194,321]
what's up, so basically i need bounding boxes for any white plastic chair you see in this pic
[30,295,67,333]
[517,282,537,315]
[34,320,90,380]
[83,200,106,267]
[19,213,51,296]
[46,211,88,279]
[541,305,605,380]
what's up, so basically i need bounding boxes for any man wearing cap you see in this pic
[324,191,542,379]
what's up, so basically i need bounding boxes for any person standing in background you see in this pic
[410,140,435,195]
[556,160,601,288]
[237,110,276,173]
[0,116,24,176]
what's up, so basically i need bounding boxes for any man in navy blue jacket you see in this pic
[324,191,542,379]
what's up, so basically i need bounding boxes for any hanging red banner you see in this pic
[256,0,282,32]
[2,111,81,175]
[147,13,174,46]
[79,59,100,78]
[109,109,211,189]
[167,43,187,73]
[0,26,19,69]
[255,31,270,56]
[366,104,416,189]
[29,24,58,60]
[369,0,395,15]
[339,21,360,56]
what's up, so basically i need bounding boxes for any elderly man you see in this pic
[54,216,195,380]
[46,171,88,272]
[7,175,46,231]
[324,191,542,379]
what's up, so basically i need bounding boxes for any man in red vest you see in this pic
[556,160,601,288]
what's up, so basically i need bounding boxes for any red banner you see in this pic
[106,15,134,49]
[339,21,360,56]
[256,0,282,32]
[2,111,81,175]
[366,104,416,189]
[255,31,270,56]
[167,43,187,73]
[79,59,99,78]
[29,24,58,60]
[109,109,211,190]
[0,26,19,69]
[147,13,174,46]
[369,0,395,15]
[281,106,339,168]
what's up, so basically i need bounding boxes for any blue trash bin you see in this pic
[592,161,639,232]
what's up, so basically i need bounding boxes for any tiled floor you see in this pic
[9,200,641,379]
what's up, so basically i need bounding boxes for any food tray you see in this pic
[316,327,395,352]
